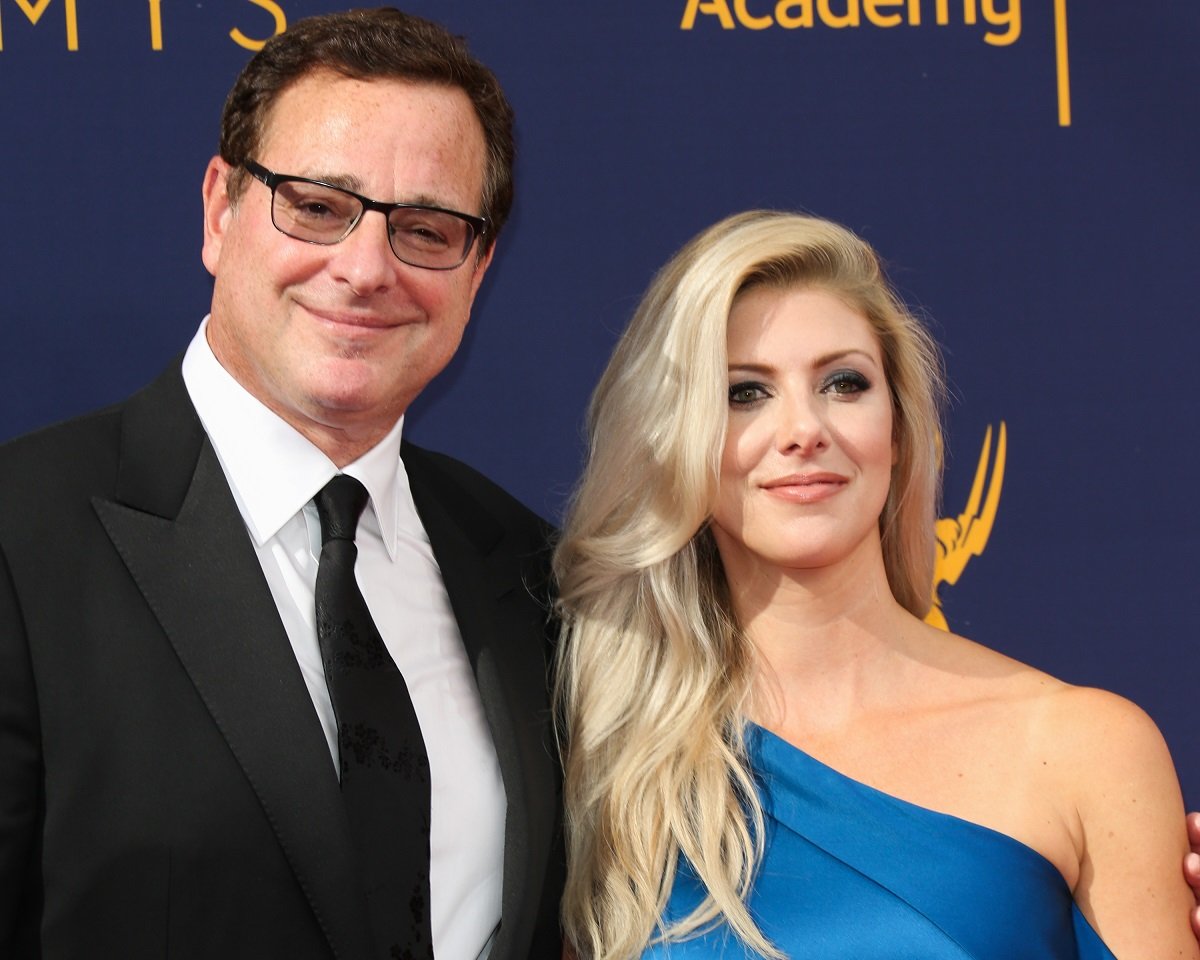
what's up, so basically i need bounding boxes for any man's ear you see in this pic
[201,156,234,278]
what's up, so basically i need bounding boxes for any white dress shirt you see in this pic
[181,319,506,960]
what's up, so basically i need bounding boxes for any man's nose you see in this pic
[329,210,399,295]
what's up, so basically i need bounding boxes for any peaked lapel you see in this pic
[404,443,559,959]
[90,364,377,960]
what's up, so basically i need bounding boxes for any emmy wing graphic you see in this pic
[926,423,1006,631]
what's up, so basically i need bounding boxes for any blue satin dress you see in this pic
[643,724,1116,959]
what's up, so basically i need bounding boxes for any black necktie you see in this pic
[314,475,433,960]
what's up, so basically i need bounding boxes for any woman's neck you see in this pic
[725,545,925,735]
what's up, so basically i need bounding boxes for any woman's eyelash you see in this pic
[821,370,871,395]
[728,381,770,405]
[728,371,871,405]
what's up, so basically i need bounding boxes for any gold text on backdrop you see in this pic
[681,0,1021,44]
[0,0,287,52]
[0,0,76,50]
[681,0,1072,126]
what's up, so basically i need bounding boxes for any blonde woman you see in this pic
[554,211,1197,959]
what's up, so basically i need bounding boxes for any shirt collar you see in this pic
[180,317,406,557]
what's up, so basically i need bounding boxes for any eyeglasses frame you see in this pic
[241,159,490,271]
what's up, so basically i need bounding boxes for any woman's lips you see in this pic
[760,473,848,503]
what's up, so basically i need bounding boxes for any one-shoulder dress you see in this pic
[642,724,1116,959]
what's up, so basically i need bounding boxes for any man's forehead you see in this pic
[259,69,476,136]
[253,72,487,203]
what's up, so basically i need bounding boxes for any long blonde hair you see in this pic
[554,211,945,958]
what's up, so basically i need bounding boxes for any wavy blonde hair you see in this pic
[554,211,945,959]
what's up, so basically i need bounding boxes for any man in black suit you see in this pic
[0,9,560,959]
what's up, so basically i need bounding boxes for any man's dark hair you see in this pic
[218,7,515,248]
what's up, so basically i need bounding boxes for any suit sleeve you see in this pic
[0,540,41,950]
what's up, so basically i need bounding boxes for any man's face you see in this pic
[201,71,493,459]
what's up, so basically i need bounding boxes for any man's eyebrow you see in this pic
[304,171,366,194]
[302,174,454,210]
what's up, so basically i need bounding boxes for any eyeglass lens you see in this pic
[271,179,475,269]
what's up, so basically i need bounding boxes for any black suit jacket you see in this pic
[0,362,563,959]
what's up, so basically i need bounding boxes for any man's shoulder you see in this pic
[0,402,124,485]
[0,360,191,510]
[402,441,554,539]
[0,404,131,563]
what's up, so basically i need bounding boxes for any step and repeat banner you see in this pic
[1,2,1197,802]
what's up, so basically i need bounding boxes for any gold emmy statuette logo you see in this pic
[926,422,1006,631]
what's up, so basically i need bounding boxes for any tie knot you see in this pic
[315,475,369,545]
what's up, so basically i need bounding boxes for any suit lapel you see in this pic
[91,364,376,960]
[404,444,558,957]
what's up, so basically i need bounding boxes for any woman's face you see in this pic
[711,284,896,583]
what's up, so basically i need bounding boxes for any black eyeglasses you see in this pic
[242,160,488,271]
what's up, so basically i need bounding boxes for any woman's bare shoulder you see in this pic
[916,624,1075,700]
[1028,679,1172,770]
[935,635,1173,781]
[923,633,1178,798]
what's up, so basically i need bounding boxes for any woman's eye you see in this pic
[821,370,870,396]
[728,382,769,406]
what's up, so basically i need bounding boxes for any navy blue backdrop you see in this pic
[1,1,1197,805]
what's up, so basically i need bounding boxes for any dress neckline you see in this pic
[747,720,1073,891]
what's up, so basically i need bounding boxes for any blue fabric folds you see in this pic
[643,724,1115,959]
